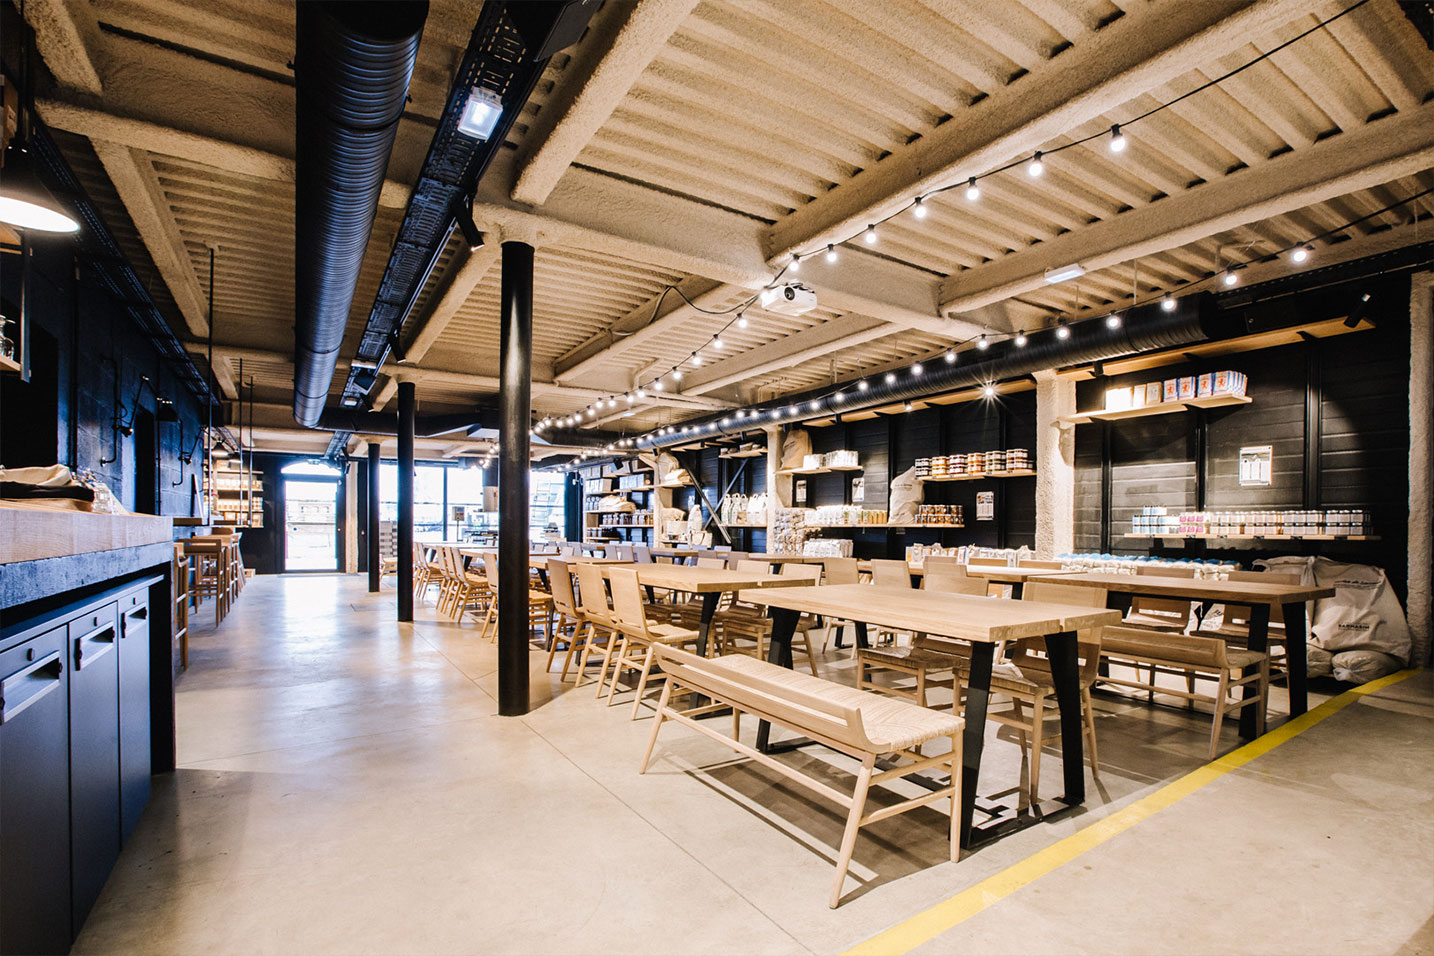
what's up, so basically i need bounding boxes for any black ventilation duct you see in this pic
[638,292,1240,449]
[293,2,428,426]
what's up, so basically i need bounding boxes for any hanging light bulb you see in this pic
[1106,313,1122,329]
[1109,125,1127,153]
[825,243,838,264]
[636,387,647,399]
[857,379,870,392]
[904,402,914,412]
[983,384,997,398]
[965,177,980,202]
[1028,151,1044,177]
[721,416,731,426]
[833,391,845,403]
[1291,245,1312,263]
[911,362,923,376]
[712,334,724,350]
[945,348,957,364]
[976,333,990,350]
[653,380,665,392]
[672,368,683,381]
[737,313,748,329]
[1014,330,1028,347]
[1223,269,1238,286]
[790,254,801,273]
[691,351,702,367]
[1161,294,1177,312]
[586,408,596,419]
[1056,319,1071,340]
[864,224,877,244]
[913,195,928,219]
[625,393,635,404]
[770,409,781,420]
[884,371,897,385]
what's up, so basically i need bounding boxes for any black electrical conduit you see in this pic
[292,1,428,427]
[637,292,1240,450]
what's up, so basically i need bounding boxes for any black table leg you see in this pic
[1043,630,1084,807]
[832,623,846,648]
[854,621,870,649]
[1009,581,1024,599]
[959,642,995,849]
[1240,602,1271,738]
[756,607,802,752]
[1282,600,1308,717]
[537,568,550,589]
[695,592,721,657]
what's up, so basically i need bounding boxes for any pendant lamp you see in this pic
[0,141,80,234]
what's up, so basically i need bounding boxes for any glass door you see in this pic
[283,478,339,571]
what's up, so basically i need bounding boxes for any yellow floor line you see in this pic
[843,669,1420,956]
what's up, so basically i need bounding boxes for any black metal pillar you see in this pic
[397,381,415,622]
[498,241,533,716]
[367,442,381,593]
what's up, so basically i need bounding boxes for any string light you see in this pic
[904,402,914,412]
[672,368,683,381]
[857,379,870,392]
[913,196,928,219]
[712,334,724,350]
[965,178,979,202]
[983,384,997,398]
[884,372,897,384]
[1109,125,1127,153]
[1161,295,1176,312]
[690,352,702,367]
[1028,151,1044,177]
[737,313,748,329]
[825,243,838,263]
[1223,269,1238,286]
[809,400,821,411]
[1014,330,1028,347]
[653,380,664,392]
[864,224,877,244]
[945,348,957,364]
[911,362,923,376]
[790,254,801,273]
[1291,245,1311,263]
[833,391,845,403]
[976,333,989,350]
[1056,320,1070,340]
[1106,313,1122,329]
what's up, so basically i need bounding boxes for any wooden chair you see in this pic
[1192,570,1298,681]
[172,542,190,669]
[1124,565,1195,631]
[923,566,987,596]
[1016,559,1065,570]
[854,565,985,708]
[412,541,443,603]
[1098,626,1269,759]
[956,581,1107,802]
[572,562,621,693]
[476,553,553,645]
[820,558,861,651]
[719,563,821,676]
[604,567,702,718]
[544,559,591,681]
[869,559,914,589]
[641,645,963,908]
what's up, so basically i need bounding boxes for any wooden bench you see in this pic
[641,645,963,908]
[1098,626,1269,760]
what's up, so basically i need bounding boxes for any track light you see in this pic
[945,348,957,364]
[1014,330,1028,347]
[965,177,980,202]
[1345,292,1372,328]
[387,329,407,363]
[737,313,748,329]
[1161,294,1176,312]
[913,196,928,219]
[976,333,989,350]
[1028,151,1044,177]
[857,379,870,392]
[1106,313,1122,329]
[911,362,923,376]
[1291,245,1312,263]
[1109,125,1126,153]
[825,243,838,264]
[864,224,877,244]
[456,207,484,251]
[1055,319,1070,340]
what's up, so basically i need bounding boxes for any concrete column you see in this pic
[498,240,534,716]
[1034,370,1076,557]
[397,381,415,622]
[763,425,787,542]
[367,442,381,592]
[1409,272,1432,665]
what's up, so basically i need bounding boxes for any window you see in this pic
[378,461,565,543]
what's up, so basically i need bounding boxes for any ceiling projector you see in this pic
[759,282,818,316]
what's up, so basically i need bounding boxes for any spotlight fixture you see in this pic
[1028,151,1044,177]
[1055,319,1070,340]
[1223,269,1238,286]
[884,372,897,385]
[1161,294,1176,312]
[911,362,923,376]
[945,348,957,364]
[857,379,870,392]
[737,313,748,329]
[1291,245,1312,263]
[825,243,838,264]
[457,86,504,140]
[456,207,484,251]
[1109,125,1127,153]
[1105,313,1122,329]
[913,195,928,219]
[976,333,989,350]
[1344,292,1372,329]
[1014,330,1028,347]
[965,177,980,202]
[864,224,877,244]
[982,384,997,398]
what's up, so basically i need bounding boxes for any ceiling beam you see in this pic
[510,0,699,205]
[91,141,210,338]
[939,105,1434,313]
[766,0,1323,261]
[22,0,104,96]
[678,314,893,395]
[401,243,500,365]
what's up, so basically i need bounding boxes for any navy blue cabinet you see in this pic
[118,592,151,841]
[67,603,122,934]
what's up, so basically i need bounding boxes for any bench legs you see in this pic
[831,755,876,909]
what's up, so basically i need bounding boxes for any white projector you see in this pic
[759,282,818,316]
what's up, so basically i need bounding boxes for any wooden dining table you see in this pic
[1053,571,1335,733]
[739,583,1121,849]
[856,561,1077,596]
[458,549,629,586]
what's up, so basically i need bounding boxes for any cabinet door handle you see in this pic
[0,650,63,724]
[74,623,117,670]
[121,605,148,636]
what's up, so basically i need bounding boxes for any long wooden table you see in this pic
[740,583,1121,849]
[1054,572,1334,733]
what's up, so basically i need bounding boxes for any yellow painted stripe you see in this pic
[843,669,1419,956]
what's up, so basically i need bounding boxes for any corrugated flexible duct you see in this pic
[639,293,1240,448]
[292,1,428,426]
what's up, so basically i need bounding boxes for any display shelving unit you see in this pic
[1061,394,1250,425]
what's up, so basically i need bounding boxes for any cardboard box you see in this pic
[1177,376,1196,399]
[1145,382,1163,405]
[1163,379,1179,402]
[1196,372,1214,397]
[1104,386,1133,411]
[1212,370,1247,396]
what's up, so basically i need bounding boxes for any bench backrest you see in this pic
[1017,559,1064,569]
[869,559,913,589]
[653,645,875,753]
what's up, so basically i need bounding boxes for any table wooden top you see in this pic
[855,561,1074,582]
[738,584,1121,643]
[1055,571,1334,604]
[600,564,810,593]
[648,546,702,558]
[745,552,827,563]
[458,549,630,569]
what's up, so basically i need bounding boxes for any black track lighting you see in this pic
[456,207,484,252]
[388,329,408,364]
[1344,292,1372,329]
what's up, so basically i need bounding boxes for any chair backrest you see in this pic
[573,562,612,624]
[632,544,653,564]
[779,562,822,583]
[606,567,651,639]
[1100,626,1229,668]
[736,559,772,575]
[615,544,634,561]
[1017,559,1064,569]
[603,543,621,559]
[546,559,578,616]
[1021,580,1106,607]
[560,543,582,556]
[724,551,749,568]
[481,552,499,585]
[696,558,727,570]
[923,555,967,574]
[869,558,913,589]
[713,545,732,553]
[822,557,860,585]
[1131,564,1196,619]
[967,557,1008,569]
[1223,570,1300,625]
[924,569,987,595]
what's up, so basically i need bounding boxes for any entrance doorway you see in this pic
[282,463,341,571]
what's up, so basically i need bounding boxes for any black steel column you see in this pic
[397,381,415,621]
[367,442,381,593]
[498,241,533,716]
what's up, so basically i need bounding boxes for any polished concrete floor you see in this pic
[74,574,1433,955]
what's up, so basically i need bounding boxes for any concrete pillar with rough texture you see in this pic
[1409,272,1432,665]
[1035,370,1076,557]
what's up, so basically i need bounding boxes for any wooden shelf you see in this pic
[718,448,766,459]
[920,469,1036,482]
[617,484,654,492]
[779,467,831,475]
[0,354,21,374]
[810,523,965,530]
[598,522,653,528]
[1062,394,1251,424]
[825,464,863,472]
[1123,532,1378,542]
